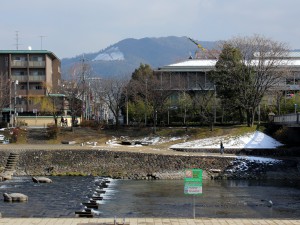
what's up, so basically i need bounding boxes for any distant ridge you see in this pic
[61,36,218,79]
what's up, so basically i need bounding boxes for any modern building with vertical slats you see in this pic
[155,52,300,94]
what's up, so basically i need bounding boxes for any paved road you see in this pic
[0,218,300,225]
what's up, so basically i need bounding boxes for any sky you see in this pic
[0,0,299,59]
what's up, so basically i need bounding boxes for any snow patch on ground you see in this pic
[105,136,184,146]
[170,131,283,149]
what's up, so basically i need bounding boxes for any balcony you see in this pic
[11,75,46,82]
[18,90,46,96]
[11,75,27,82]
[29,75,46,82]
[11,61,27,67]
[29,61,45,68]
[10,61,46,68]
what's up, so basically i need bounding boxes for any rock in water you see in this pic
[32,177,53,183]
[3,193,28,202]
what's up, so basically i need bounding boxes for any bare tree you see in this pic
[191,91,217,129]
[100,77,129,128]
[217,34,290,126]
[60,79,82,127]
[60,58,93,127]
[0,74,11,123]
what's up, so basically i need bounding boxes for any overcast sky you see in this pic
[0,0,299,59]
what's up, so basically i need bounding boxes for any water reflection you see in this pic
[0,177,299,218]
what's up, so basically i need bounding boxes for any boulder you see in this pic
[32,177,53,183]
[3,193,28,202]
[0,172,12,181]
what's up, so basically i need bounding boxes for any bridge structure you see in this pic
[273,113,300,127]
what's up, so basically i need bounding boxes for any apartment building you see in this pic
[0,50,61,122]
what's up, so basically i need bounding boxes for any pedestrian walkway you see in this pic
[0,218,300,225]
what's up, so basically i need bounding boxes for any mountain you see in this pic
[61,36,218,79]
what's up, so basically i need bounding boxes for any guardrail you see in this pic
[273,113,300,126]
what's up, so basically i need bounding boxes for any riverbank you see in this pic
[0,145,299,180]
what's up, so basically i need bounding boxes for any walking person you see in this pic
[60,116,64,127]
[220,141,224,154]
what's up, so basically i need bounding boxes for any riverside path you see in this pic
[0,218,300,225]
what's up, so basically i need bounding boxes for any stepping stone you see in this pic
[32,177,53,183]
[3,193,28,202]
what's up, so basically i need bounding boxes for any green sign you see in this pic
[184,169,203,195]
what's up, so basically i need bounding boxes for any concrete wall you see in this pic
[16,116,81,127]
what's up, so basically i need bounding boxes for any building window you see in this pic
[30,69,45,75]
[35,85,42,90]
[17,98,23,105]
[12,70,26,75]
[31,56,44,61]
[12,56,26,61]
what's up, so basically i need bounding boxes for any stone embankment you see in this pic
[0,148,299,180]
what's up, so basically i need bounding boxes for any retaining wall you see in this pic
[0,149,233,179]
[0,149,298,180]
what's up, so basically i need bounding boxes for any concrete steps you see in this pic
[0,152,20,181]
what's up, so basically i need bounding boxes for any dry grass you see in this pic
[57,125,258,144]
[13,125,260,146]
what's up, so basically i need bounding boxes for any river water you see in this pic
[0,176,300,218]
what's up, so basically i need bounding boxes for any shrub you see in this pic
[80,120,105,129]
[46,124,60,139]
[10,128,20,143]
[0,121,8,128]
[273,126,289,144]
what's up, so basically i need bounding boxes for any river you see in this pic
[0,176,300,218]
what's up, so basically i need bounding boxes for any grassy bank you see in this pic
[3,124,261,145]
[45,124,259,145]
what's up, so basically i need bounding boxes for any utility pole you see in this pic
[82,57,86,120]
[214,85,217,123]
[145,78,148,125]
[85,77,101,120]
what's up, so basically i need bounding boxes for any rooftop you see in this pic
[158,51,300,72]
[0,50,60,60]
